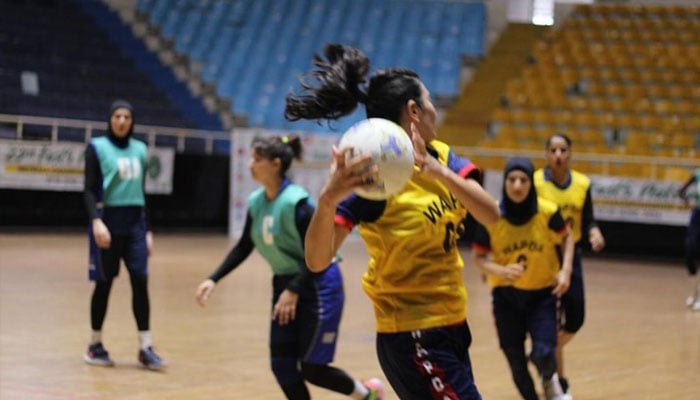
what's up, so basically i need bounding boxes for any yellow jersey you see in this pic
[534,168,591,243]
[335,140,480,333]
[473,197,567,290]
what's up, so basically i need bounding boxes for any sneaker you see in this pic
[687,284,700,307]
[559,376,573,400]
[83,342,114,367]
[363,377,385,400]
[138,346,166,371]
[691,299,700,312]
[543,372,565,400]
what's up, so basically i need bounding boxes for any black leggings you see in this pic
[685,209,700,276]
[273,361,356,400]
[90,271,149,331]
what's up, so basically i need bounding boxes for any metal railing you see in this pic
[454,146,699,179]
[1,113,697,177]
[0,114,231,154]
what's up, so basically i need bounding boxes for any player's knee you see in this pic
[271,357,302,385]
[529,342,556,380]
[502,347,529,374]
[300,362,326,385]
[685,256,698,276]
[94,279,113,291]
[127,267,148,284]
[561,299,585,334]
[563,311,585,333]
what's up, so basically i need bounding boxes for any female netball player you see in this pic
[285,43,500,400]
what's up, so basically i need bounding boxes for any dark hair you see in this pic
[284,43,424,126]
[546,133,572,149]
[251,134,303,177]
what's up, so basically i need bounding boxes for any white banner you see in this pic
[483,169,690,226]
[589,174,688,226]
[229,128,340,238]
[0,140,174,194]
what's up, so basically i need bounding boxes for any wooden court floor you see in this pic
[1,231,698,400]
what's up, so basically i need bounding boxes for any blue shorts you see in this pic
[270,262,344,365]
[375,321,482,400]
[88,207,148,281]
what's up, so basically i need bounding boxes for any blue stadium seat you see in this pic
[142,0,169,25]
[173,6,205,54]
[188,1,227,62]
[139,0,486,132]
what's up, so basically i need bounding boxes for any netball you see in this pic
[339,118,415,200]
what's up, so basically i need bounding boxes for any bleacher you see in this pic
[0,0,223,132]
[466,3,699,180]
[2,0,695,178]
[136,0,487,133]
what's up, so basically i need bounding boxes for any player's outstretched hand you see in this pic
[195,279,216,307]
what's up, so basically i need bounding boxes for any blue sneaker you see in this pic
[84,342,114,367]
[138,346,166,370]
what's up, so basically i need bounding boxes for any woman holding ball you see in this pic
[284,43,500,400]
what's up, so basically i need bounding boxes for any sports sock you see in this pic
[90,331,102,345]
[138,331,152,350]
[559,376,570,393]
[351,380,370,399]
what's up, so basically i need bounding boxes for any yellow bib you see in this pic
[485,198,564,290]
[534,169,590,243]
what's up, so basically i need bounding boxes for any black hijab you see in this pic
[107,99,134,148]
[500,157,538,226]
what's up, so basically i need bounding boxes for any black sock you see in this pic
[559,376,569,392]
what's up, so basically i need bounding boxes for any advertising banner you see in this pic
[0,140,174,194]
[589,174,689,226]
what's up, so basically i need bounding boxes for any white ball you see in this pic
[338,118,415,200]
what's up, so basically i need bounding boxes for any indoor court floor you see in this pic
[1,231,698,399]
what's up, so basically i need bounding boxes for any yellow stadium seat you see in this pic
[625,131,653,154]
[576,160,605,175]
[669,133,695,148]
[472,156,505,171]
[609,163,643,178]
[491,107,512,124]
[662,166,693,183]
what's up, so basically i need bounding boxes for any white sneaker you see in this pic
[543,373,565,400]
[686,295,696,307]
[559,376,573,400]
[691,300,700,311]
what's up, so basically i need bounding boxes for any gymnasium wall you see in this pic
[0,152,230,231]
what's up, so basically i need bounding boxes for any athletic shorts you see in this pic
[375,321,482,400]
[269,262,344,365]
[88,208,148,281]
